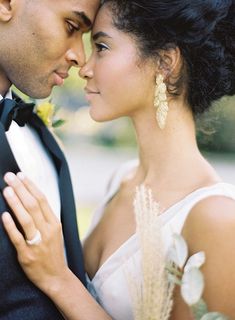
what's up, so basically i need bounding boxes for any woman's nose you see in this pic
[79,58,94,79]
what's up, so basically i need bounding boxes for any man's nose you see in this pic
[66,39,86,67]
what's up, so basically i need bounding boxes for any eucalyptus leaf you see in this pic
[191,299,208,320]
[52,119,66,128]
[200,312,229,320]
[181,267,204,305]
[184,251,206,272]
[168,233,188,268]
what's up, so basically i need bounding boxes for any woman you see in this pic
[2,0,235,319]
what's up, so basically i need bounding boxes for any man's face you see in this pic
[0,0,100,98]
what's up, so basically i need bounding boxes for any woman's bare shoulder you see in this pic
[182,195,235,315]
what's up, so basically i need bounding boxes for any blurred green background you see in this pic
[15,35,235,237]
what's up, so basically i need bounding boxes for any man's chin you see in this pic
[17,86,54,100]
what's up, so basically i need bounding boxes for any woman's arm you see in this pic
[1,172,111,320]
[171,195,235,319]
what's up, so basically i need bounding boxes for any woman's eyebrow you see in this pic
[92,31,112,41]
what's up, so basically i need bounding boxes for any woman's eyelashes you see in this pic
[94,42,110,53]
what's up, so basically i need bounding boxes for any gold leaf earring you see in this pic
[154,74,169,129]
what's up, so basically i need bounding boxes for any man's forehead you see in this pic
[70,0,100,25]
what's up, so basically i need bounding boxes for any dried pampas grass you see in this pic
[128,185,174,320]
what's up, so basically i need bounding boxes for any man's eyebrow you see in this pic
[92,31,112,41]
[73,11,92,28]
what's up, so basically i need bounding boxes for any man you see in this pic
[0,0,100,319]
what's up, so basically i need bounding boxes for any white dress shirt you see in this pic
[0,91,61,220]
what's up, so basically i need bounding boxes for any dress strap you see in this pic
[162,182,235,243]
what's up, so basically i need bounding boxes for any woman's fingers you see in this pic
[17,172,58,224]
[4,172,56,224]
[11,172,57,224]
[3,186,43,241]
[2,212,27,251]
[2,211,64,291]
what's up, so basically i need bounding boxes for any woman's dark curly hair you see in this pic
[101,0,235,115]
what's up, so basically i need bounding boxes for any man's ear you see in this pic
[0,0,13,22]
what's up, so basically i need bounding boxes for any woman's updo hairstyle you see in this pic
[101,0,235,115]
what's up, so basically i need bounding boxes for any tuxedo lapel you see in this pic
[29,115,86,286]
[0,122,20,190]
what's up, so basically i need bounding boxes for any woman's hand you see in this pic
[1,172,69,293]
[1,172,112,320]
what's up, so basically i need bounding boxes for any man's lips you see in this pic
[54,71,69,86]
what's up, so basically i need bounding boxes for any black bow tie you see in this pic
[0,97,35,131]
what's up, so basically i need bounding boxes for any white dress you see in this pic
[84,160,235,320]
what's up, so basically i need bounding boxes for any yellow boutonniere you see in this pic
[36,101,65,128]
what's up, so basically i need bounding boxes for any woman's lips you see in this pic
[84,87,100,100]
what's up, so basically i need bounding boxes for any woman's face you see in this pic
[80,4,156,122]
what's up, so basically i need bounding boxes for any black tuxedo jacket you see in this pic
[0,113,86,319]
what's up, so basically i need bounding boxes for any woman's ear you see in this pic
[0,0,13,22]
[157,47,182,78]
